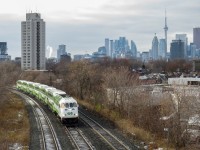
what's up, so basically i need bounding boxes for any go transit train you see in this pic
[16,80,79,124]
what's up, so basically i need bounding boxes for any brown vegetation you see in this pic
[0,89,30,149]
[0,61,21,86]
[47,59,171,148]
[0,62,29,149]
[6,58,195,149]
[44,59,196,149]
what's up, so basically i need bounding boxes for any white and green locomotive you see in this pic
[17,80,79,124]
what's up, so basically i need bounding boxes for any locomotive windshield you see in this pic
[60,102,77,108]
[65,102,77,108]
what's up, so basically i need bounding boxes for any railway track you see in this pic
[12,88,135,149]
[12,90,62,150]
[66,127,94,150]
[79,111,131,150]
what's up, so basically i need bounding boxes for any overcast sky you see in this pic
[0,0,200,59]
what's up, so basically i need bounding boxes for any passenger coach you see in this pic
[16,80,79,124]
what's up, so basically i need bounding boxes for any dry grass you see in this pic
[0,90,30,149]
[78,99,175,149]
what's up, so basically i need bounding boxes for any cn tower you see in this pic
[164,10,168,53]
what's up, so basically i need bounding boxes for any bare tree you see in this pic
[60,60,105,102]
[104,66,139,114]
[0,61,21,86]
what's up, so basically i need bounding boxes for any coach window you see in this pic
[191,81,198,85]
[59,94,67,97]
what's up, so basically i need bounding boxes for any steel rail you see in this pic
[12,90,62,150]
[65,127,94,150]
[79,111,130,150]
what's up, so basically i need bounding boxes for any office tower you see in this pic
[170,40,184,60]
[142,52,149,62]
[152,34,159,60]
[21,13,46,70]
[98,46,106,54]
[57,44,66,61]
[130,40,137,58]
[0,42,11,61]
[105,38,109,56]
[137,52,141,58]
[74,55,84,61]
[149,49,152,59]
[0,42,7,55]
[60,54,71,62]
[114,40,119,52]
[118,37,126,51]
[193,27,200,49]
[110,40,114,58]
[190,43,197,59]
[175,34,188,58]
[164,10,168,52]
[125,40,129,51]
[159,39,166,59]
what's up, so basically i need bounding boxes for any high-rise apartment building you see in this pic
[170,40,184,60]
[152,34,159,60]
[21,13,46,70]
[57,44,66,61]
[193,27,200,49]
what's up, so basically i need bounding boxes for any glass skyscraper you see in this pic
[170,40,184,60]
[159,39,166,59]
[57,44,66,61]
[130,40,137,58]
[152,34,159,60]
[175,34,188,58]
[193,27,200,49]
[0,42,7,55]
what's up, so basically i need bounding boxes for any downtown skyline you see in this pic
[0,0,200,59]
